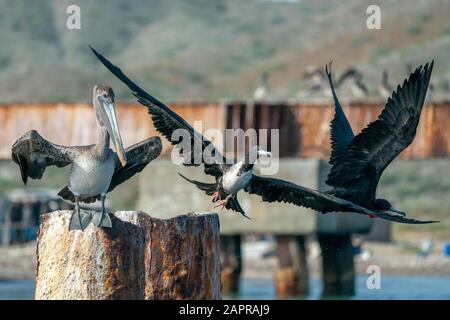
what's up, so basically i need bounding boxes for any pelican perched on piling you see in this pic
[11,85,162,231]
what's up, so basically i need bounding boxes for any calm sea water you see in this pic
[1,275,449,300]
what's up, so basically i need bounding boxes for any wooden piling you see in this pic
[220,234,242,295]
[318,234,355,297]
[273,235,309,297]
[35,210,221,300]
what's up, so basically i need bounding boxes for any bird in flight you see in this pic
[91,46,435,224]
[246,61,436,224]
[90,47,271,218]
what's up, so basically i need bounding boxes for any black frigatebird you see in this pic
[246,61,436,224]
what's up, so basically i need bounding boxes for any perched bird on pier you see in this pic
[301,66,329,97]
[301,66,367,98]
[90,47,271,218]
[253,72,270,101]
[343,68,369,98]
[11,86,162,231]
[246,61,436,224]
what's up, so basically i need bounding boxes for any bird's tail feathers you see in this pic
[178,173,218,195]
[226,194,250,219]
[58,186,100,204]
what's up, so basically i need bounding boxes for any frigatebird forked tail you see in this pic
[178,173,249,219]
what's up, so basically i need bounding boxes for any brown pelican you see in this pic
[91,48,436,224]
[246,62,436,224]
[90,47,271,218]
[11,85,162,231]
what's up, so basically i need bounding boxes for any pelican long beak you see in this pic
[100,97,127,166]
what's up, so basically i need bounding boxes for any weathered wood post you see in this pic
[220,235,242,295]
[273,235,309,297]
[35,210,221,300]
[139,212,221,299]
[318,234,355,297]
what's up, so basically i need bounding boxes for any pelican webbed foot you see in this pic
[91,195,112,228]
[69,197,93,231]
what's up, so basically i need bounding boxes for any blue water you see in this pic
[1,276,449,299]
[237,275,450,300]
[0,280,35,300]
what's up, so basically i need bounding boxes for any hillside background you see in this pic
[0,0,449,102]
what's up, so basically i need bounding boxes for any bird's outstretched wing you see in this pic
[246,175,436,224]
[326,62,434,198]
[58,136,162,203]
[90,46,228,178]
[325,62,355,165]
[108,136,162,192]
[11,130,74,184]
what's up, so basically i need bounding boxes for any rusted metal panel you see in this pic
[247,101,450,159]
[0,102,226,159]
[1,101,449,160]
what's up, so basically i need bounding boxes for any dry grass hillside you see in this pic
[0,0,449,102]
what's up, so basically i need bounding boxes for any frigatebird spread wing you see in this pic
[325,62,355,166]
[326,62,434,199]
[90,46,228,178]
[246,175,435,224]
[58,136,162,203]
[11,130,74,184]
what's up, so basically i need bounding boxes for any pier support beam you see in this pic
[273,235,309,297]
[318,234,355,297]
[35,210,221,300]
[220,235,242,295]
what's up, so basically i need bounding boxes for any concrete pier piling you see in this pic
[35,210,221,300]
[273,235,309,297]
[318,234,355,297]
[220,234,242,295]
